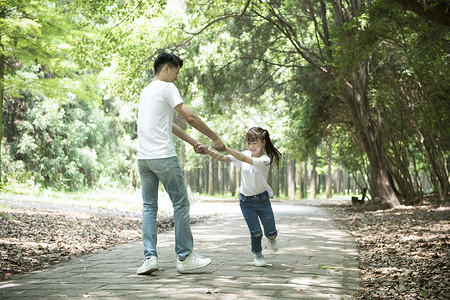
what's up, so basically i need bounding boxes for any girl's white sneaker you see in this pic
[269,238,279,250]
[254,254,266,267]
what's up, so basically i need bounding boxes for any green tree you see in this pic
[1,0,166,187]
[181,0,448,207]
[0,0,100,179]
[367,4,450,203]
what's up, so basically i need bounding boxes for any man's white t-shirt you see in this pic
[230,150,274,197]
[137,81,183,159]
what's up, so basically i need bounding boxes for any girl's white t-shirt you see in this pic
[230,150,274,197]
[137,81,183,159]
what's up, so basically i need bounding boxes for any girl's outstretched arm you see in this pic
[225,147,253,165]
[205,148,232,162]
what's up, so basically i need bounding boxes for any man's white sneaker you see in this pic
[254,254,266,267]
[137,256,159,275]
[177,252,212,273]
[269,238,279,250]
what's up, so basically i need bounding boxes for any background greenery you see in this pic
[1,0,448,207]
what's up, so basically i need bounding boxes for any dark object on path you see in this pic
[352,188,367,205]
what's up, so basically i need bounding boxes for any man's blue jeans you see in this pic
[138,157,193,261]
[239,191,277,254]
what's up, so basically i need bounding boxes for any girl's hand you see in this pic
[194,143,208,154]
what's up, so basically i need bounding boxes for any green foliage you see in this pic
[2,89,138,190]
[1,0,448,200]
[93,1,183,100]
[180,0,449,201]
[69,0,166,24]
[1,0,160,189]
[2,0,92,93]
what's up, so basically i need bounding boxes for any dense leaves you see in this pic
[1,0,449,206]
[2,93,138,190]
[180,0,449,207]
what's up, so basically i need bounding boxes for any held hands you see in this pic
[193,141,226,155]
[193,143,209,154]
[213,138,226,152]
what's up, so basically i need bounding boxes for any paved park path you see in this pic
[0,199,359,299]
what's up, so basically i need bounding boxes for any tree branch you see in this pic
[106,1,144,34]
[182,0,251,40]
[252,5,328,73]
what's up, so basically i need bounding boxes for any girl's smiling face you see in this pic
[247,139,265,157]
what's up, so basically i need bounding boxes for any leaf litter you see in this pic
[0,198,204,281]
[327,202,449,299]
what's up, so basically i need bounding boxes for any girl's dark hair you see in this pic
[246,127,281,166]
[154,52,183,74]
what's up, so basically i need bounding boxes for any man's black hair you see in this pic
[154,53,183,74]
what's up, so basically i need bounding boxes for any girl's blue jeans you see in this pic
[138,157,193,261]
[239,191,277,254]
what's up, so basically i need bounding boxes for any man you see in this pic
[136,52,225,275]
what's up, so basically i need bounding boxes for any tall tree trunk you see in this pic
[303,160,309,198]
[223,164,228,194]
[229,163,236,197]
[338,168,343,194]
[0,34,4,180]
[298,161,306,199]
[310,156,317,199]
[343,63,401,208]
[326,141,332,198]
[332,1,401,207]
[333,168,338,194]
[345,168,351,195]
[319,175,323,194]
[272,163,279,197]
[218,161,223,195]
[185,170,190,191]
[198,167,203,194]
[411,108,449,204]
[351,175,356,194]
[326,163,332,198]
[279,157,285,196]
[288,154,296,200]
[208,156,214,195]
[284,157,288,196]
[295,161,299,197]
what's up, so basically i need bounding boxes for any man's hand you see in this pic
[213,138,226,152]
[194,143,208,154]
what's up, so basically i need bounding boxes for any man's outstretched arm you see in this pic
[172,123,207,154]
[174,103,225,151]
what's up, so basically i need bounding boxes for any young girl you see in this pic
[205,127,282,267]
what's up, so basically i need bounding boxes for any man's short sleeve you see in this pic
[163,83,184,108]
